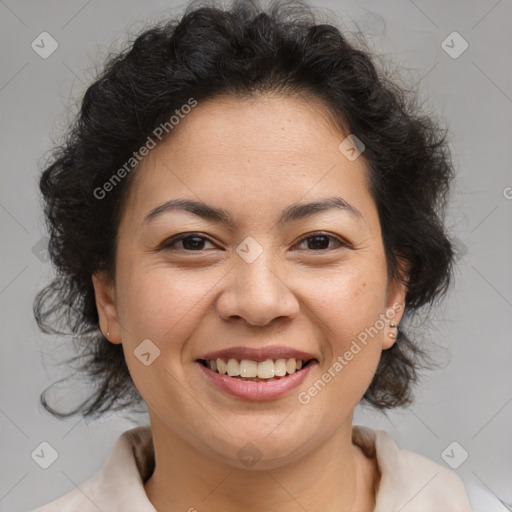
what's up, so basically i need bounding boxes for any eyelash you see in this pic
[160,232,346,252]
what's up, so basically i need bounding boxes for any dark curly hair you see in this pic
[34,0,456,420]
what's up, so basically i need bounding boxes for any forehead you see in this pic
[121,93,374,227]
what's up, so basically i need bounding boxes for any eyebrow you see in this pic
[143,196,363,226]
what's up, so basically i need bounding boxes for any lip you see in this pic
[196,359,318,401]
[197,345,317,363]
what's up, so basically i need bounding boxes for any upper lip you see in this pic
[197,346,318,363]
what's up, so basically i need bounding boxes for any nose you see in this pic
[215,255,300,327]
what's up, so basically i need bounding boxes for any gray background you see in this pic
[1,1,511,511]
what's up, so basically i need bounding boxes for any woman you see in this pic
[31,0,472,510]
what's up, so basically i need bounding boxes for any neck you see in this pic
[143,411,377,512]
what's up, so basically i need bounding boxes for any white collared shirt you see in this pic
[30,425,472,511]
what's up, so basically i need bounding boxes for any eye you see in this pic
[160,233,217,251]
[159,231,346,253]
[294,232,346,251]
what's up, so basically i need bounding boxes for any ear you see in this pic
[92,271,122,345]
[382,257,409,350]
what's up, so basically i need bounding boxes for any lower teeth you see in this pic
[230,375,286,381]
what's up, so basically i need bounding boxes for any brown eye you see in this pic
[161,233,216,251]
[295,233,345,251]
[180,236,209,250]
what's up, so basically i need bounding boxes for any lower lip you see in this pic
[196,361,317,401]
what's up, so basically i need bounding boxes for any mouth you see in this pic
[196,354,318,402]
[196,357,317,382]
[194,346,319,400]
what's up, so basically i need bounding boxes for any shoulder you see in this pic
[353,425,472,512]
[28,426,155,512]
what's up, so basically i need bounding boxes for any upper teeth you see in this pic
[207,358,305,379]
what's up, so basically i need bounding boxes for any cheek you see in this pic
[115,261,218,349]
[297,264,387,398]
[114,264,219,409]
[300,263,387,342]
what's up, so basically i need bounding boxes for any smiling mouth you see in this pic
[197,357,316,381]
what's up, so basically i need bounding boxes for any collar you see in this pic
[34,424,471,511]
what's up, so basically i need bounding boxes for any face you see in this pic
[93,93,406,469]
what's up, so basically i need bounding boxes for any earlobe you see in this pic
[382,322,399,350]
[383,264,408,350]
[91,272,122,344]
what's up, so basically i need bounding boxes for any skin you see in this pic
[92,93,407,512]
